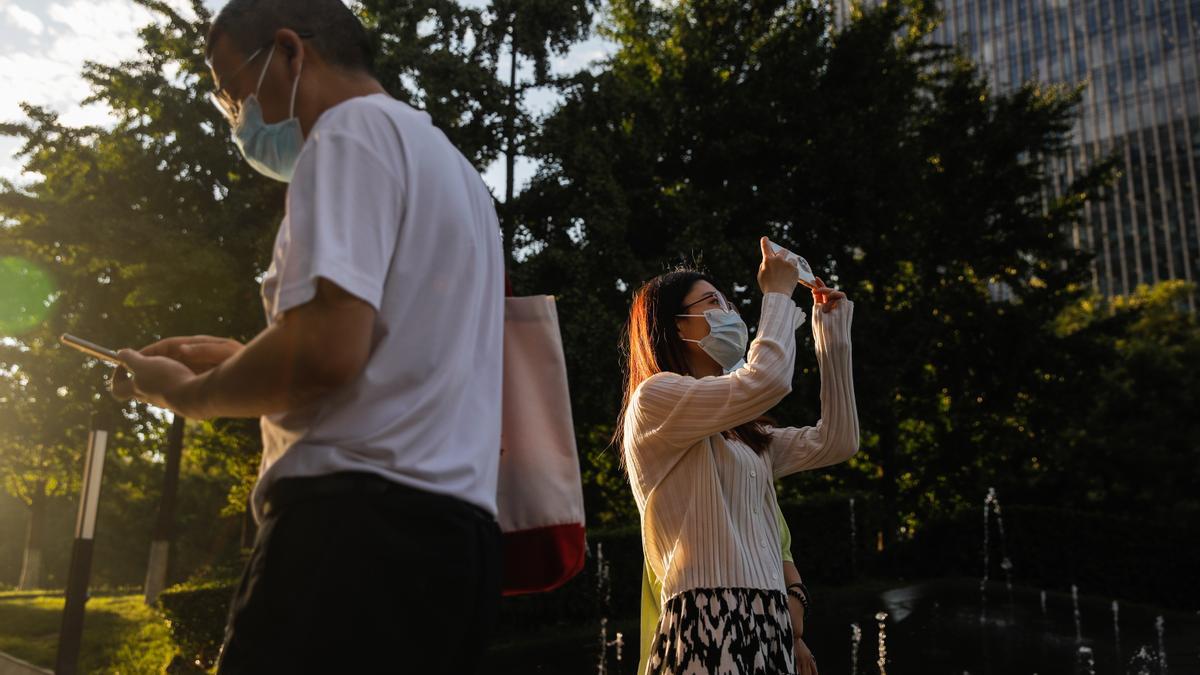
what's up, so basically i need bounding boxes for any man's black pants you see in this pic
[216,471,502,674]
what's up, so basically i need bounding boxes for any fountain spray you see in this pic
[850,622,862,675]
[875,611,888,675]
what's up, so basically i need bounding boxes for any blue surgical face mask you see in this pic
[677,308,750,373]
[232,44,304,182]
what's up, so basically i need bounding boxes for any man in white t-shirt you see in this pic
[111,1,504,671]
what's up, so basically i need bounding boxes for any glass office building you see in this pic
[834,0,1200,301]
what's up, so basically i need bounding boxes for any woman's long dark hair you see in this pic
[614,268,772,460]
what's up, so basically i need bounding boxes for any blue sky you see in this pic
[0,0,614,197]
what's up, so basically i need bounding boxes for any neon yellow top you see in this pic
[637,504,793,673]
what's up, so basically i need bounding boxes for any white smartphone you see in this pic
[767,240,818,289]
[60,333,122,366]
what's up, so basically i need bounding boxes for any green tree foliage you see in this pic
[0,0,279,585]
[361,0,510,168]
[0,342,96,586]
[359,0,600,257]
[508,0,1135,533]
[0,0,602,585]
[1035,280,1200,519]
[1,0,1196,593]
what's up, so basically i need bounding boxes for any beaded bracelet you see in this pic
[786,581,810,618]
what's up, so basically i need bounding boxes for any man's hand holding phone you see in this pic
[136,336,244,374]
[110,336,244,413]
[110,350,198,411]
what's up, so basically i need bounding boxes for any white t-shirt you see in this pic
[253,94,504,522]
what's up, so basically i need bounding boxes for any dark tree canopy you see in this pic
[0,1,1195,592]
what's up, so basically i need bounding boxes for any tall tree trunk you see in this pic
[144,415,184,605]
[502,22,518,263]
[17,484,47,590]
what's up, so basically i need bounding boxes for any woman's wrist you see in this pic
[786,581,810,619]
[760,290,798,307]
[761,284,796,297]
[786,593,806,633]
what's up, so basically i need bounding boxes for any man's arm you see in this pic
[120,278,375,420]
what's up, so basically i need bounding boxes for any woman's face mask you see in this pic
[677,291,749,373]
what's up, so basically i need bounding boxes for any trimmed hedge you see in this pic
[156,528,646,669]
[157,499,1196,668]
[157,579,238,671]
[779,491,885,585]
[154,496,877,667]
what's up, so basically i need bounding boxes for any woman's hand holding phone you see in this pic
[809,276,847,313]
[756,238,848,313]
[758,236,801,297]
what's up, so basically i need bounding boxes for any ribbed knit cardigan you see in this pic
[623,292,859,605]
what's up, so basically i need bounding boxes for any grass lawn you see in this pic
[0,590,178,674]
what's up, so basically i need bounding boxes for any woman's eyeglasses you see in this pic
[679,291,734,315]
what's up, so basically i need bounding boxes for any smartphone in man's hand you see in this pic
[60,333,121,366]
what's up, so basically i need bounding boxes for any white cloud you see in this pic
[4,5,45,35]
[0,137,27,184]
[0,50,87,122]
[0,0,159,182]
[45,0,153,63]
[551,37,613,76]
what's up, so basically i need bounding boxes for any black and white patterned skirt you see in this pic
[646,587,795,675]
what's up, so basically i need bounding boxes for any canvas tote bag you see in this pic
[498,294,586,595]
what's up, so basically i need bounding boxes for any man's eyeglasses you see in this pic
[208,32,314,123]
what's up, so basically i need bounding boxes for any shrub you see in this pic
[156,498,1197,662]
[780,491,885,585]
[151,495,879,661]
[157,580,236,671]
[884,505,1200,609]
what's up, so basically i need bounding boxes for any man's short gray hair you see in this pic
[206,0,374,74]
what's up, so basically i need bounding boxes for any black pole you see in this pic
[55,408,111,675]
[502,20,518,263]
[144,415,184,604]
[505,22,517,206]
[55,538,94,674]
[152,415,184,542]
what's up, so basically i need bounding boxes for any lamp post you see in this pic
[54,409,110,675]
[144,414,184,605]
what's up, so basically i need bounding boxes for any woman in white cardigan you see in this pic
[617,237,859,675]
